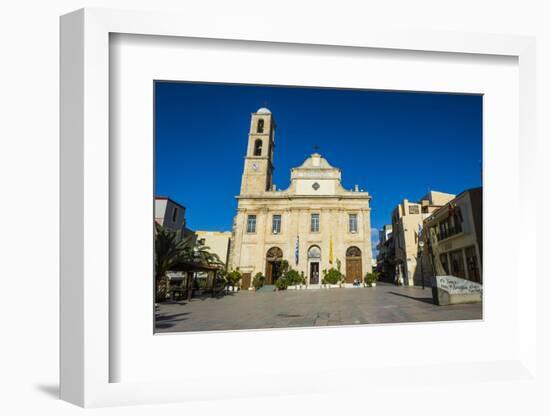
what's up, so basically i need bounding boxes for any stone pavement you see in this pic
[155,282,482,333]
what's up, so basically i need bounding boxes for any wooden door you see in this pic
[241,273,251,290]
[346,246,362,283]
[346,258,362,283]
[266,262,272,284]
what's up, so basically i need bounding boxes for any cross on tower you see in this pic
[313,145,321,153]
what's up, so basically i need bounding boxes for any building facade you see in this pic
[228,108,373,289]
[391,191,455,286]
[154,196,194,240]
[423,187,482,283]
[195,230,232,268]
[376,224,394,282]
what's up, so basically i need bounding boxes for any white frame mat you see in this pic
[60,8,537,408]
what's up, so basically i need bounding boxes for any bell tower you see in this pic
[239,107,275,195]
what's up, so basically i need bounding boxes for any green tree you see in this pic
[154,223,194,302]
[365,271,379,287]
[252,272,265,290]
[184,241,224,299]
[225,268,243,289]
[275,277,289,290]
[322,268,344,285]
[285,269,302,286]
[189,242,223,266]
[154,223,224,302]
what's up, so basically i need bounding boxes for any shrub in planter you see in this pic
[275,277,289,290]
[322,267,344,285]
[339,275,346,287]
[252,272,265,290]
[268,259,289,283]
[285,269,302,286]
[365,271,379,287]
[226,268,242,289]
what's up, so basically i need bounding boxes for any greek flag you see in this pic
[417,223,423,243]
[295,236,299,265]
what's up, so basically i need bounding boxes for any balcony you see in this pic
[437,224,463,241]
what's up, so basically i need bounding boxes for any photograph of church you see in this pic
[229,108,372,289]
[153,81,483,333]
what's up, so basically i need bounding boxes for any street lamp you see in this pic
[418,240,425,290]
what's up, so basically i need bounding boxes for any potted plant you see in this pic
[252,272,265,292]
[285,269,301,290]
[365,271,379,287]
[275,276,289,291]
[226,268,242,292]
[339,274,346,288]
[323,267,343,288]
[299,271,306,289]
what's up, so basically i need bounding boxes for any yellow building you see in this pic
[228,108,373,289]
[195,230,232,268]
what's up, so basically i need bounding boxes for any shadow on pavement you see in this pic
[155,311,191,329]
[388,291,435,305]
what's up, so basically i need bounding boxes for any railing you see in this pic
[438,224,463,241]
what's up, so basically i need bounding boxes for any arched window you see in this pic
[266,247,283,260]
[257,119,264,133]
[346,246,361,257]
[308,245,321,259]
[253,139,263,156]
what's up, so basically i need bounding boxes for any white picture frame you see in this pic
[60,8,537,408]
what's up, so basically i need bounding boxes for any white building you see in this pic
[154,196,193,240]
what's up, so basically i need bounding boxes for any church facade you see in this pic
[228,108,373,289]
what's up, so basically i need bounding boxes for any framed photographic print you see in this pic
[152,81,483,334]
[60,8,537,408]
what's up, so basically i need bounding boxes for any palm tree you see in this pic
[190,243,223,266]
[184,241,224,300]
[155,223,225,302]
[154,223,194,302]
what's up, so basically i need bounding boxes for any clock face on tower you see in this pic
[251,163,259,171]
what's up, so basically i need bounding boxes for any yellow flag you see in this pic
[329,236,333,264]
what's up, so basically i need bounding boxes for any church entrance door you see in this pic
[265,247,283,285]
[267,261,282,284]
[345,246,362,283]
[309,262,320,284]
[307,245,321,285]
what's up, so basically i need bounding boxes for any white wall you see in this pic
[153,198,167,223]
[1,1,549,415]
[294,178,337,195]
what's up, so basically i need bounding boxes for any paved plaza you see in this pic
[155,282,482,333]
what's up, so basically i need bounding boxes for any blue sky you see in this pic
[155,81,482,253]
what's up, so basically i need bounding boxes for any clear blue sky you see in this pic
[155,81,482,252]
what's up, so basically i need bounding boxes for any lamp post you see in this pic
[418,240,425,289]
